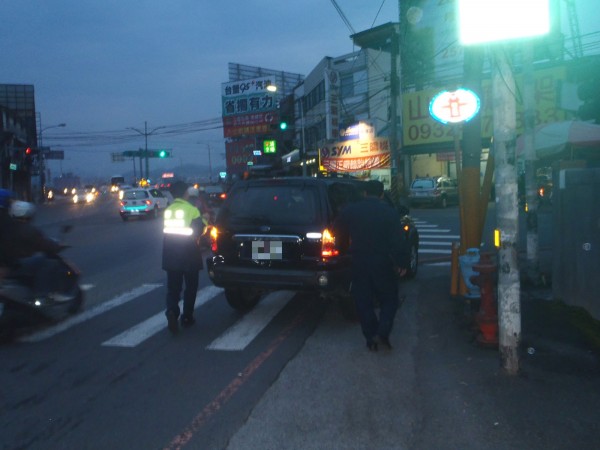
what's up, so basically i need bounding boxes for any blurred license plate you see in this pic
[252,240,283,260]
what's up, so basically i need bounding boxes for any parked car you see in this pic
[118,187,169,221]
[408,175,459,208]
[206,177,419,312]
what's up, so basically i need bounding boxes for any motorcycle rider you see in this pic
[0,192,62,293]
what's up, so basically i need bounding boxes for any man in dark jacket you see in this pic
[162,181,205,333]
[334,180,409,351]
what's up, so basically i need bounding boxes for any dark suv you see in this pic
[206,177,419,311]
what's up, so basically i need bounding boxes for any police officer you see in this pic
[162,181,205,333]
[334,180,409,351]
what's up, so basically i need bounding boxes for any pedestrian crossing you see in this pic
[16,218,453,349]
[17,284,295,352]
[413,219,459,257]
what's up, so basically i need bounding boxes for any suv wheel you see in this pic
[225,288,261,312]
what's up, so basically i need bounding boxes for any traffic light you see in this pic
[279,120,288,131]
[152,150,171,158]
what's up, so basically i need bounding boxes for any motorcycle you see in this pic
[0,226,84,341]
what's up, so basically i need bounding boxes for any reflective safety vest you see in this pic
[163,199,201,236]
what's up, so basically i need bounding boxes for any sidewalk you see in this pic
[226,261,600,450]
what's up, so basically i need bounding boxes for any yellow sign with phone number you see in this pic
[402,66,571,147]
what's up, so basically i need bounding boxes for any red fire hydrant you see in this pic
[470,256,499,347]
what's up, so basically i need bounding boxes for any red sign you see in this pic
[222,111,278,138]
[225,137,257,173]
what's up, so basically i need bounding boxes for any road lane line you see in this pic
[164,310,307,450]
[18,284,163,343]
[102,286,223,348]
[206,290,294,351]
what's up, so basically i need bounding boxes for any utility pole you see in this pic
[207,144,213,183]
[492,46,521,375]
[127,121,165,180]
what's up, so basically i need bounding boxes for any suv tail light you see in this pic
[210,226,218,252]
[321,228,339,258]
[145,200,152,206]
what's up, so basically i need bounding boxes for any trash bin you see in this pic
[459,247,481,299]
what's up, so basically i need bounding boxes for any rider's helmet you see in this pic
[0,189,14,209]
[9,200,36,220]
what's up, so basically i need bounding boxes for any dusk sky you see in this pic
[1,1,597,181]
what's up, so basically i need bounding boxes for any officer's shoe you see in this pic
[366,340,378,352]
[180,315,196,328]
[166,311,179,334]
[376,335,393,351]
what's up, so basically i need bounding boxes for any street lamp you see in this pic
[127,121,166,180]
[39,123,66,148]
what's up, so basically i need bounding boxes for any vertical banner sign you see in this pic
[324,69,340,140]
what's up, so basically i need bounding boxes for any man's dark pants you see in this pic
[351,258,399,342]
[166,270,199,318]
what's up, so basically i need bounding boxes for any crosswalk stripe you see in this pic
[420,249,452,254]
[420,241,452,246]
[206,290,294,351]
[19,283,163,343]
[418,234,460,239]
[102,286,223,348]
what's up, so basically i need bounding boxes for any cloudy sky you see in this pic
[2,0,400,180]
[1,1,597,181]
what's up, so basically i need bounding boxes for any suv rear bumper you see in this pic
[206,256,351,293]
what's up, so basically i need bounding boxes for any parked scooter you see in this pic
[0,213,84,341]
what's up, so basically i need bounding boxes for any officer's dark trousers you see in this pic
[350,258,399,343]
[166,270,199,318]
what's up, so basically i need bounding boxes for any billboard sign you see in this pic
[221,76,278,117]
[319,137,390,172]
[222,111,278,138]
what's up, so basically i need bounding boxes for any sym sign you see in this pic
[429,88,480,124]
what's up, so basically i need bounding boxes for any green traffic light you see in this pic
[159,150,167,158]
[279,121,288,131]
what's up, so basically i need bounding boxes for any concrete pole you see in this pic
[492,46,521,375]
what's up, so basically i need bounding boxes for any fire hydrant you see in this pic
[470,257,499,347]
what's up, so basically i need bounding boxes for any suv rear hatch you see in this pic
[214,180,327,268]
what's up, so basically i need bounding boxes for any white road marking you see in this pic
[420,241,453,246]
[418,234,460,239]
[206,290,294,351]
[18,284,163,343]
[102,286,223,348]
[419,249,452,254]
[80,284,95,291]
[417,228,451,233]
